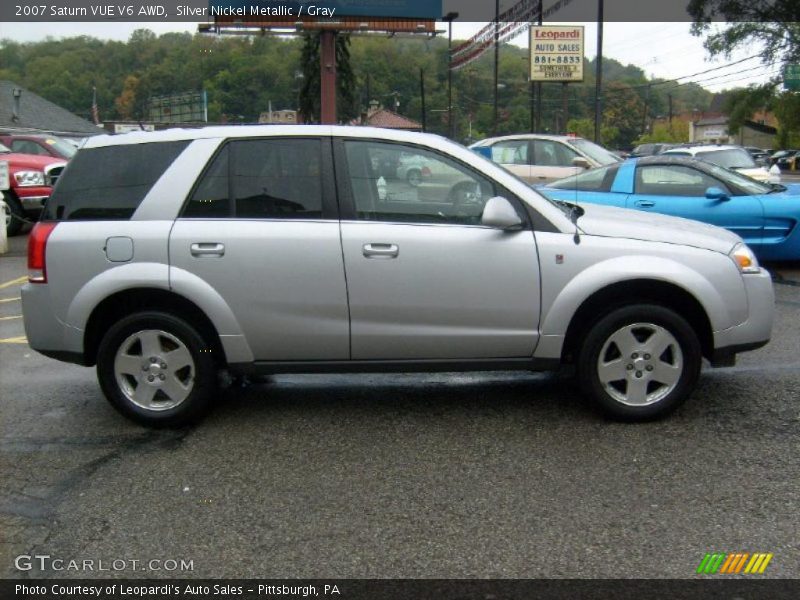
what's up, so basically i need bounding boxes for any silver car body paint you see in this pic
[22,126,773,370]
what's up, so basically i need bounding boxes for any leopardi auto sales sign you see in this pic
[530,26,585,82]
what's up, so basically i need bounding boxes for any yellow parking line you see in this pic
[0,297,21,303]
[0,315,22,321]
[0,276,27,290]
[0,336,27,344]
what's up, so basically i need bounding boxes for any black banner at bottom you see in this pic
[3,579,800,600]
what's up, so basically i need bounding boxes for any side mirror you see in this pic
[705,186,730,201]
[481,197,524,230]
[572,156,591,170]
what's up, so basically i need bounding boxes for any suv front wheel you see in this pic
[577,304,702,421]
[97,312,217,427]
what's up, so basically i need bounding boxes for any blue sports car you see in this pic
[540,156,800,261]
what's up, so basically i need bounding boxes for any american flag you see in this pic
[91,86,100,124]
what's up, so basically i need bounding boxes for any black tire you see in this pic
[97,311,218,428]
[577,304,702,421]
[3,192,24,237]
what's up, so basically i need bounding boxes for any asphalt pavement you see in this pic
[1,232,799,579]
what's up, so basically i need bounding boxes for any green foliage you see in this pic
[298,33,357,123]
[634,121,690,145]
[0,30,713,147]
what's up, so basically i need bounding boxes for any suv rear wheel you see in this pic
[97,312,217,427]
[577,304,702,421]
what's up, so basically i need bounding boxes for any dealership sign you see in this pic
[210,1,442,19]
[530,26,584,82]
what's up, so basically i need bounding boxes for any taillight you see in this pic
[28,222,58,283]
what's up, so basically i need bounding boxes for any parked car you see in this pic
[22,126,773,427]
[540,155,800,260]
[661,144,775,183]
[767,149,797,167]
[0,134,78,160]
[469,134,621,184]
[0,141,67,236]
[629,143,677,158]
[743,146,770,166]
[774,150,799,172]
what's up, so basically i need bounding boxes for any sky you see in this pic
[0,21,776,92]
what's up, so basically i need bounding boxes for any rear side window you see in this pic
[183,138,323,220]
[42,141,189,221]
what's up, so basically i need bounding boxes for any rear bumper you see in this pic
[21,282,85,364]
[711,269,774,365]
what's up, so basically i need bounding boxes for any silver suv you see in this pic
[21,126,774,427]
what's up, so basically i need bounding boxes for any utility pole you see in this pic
[535,0,543,133]
[668,93,674,128]
[420,68,427,132]
[642,84,651,136]
[493,0,500,135]
[593,0,604,143]
[320,30,337,124]
[561,82,568,134]
[445,12,458,139]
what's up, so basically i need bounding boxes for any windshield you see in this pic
[570,138,621,166]
[40,136,78,158]
[695,148,757,170]
[700,161,772,195]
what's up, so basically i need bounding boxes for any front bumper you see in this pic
[711,268,774,365]
[14,186,50,212]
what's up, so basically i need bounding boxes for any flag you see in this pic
[91,86,100,125]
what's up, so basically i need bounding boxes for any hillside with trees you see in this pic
[0,29,713,147]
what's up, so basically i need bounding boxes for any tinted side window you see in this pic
[232,139,322,219]
[635,165,729,197]
[344,140,497,226]
[42,141,189,221]
[183,146,230,218]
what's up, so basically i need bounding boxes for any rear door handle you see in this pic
[190,243,225,257]
[363,243,399,259]
[635,200,656,208]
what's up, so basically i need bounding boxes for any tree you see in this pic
[689,1,800,65]
[634,121,690,145]
[299,33,357,123]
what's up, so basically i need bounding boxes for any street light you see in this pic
[444,11,458,139]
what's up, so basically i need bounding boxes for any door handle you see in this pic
[635,200,656,208]
[362,243,399,259]
[190,243,225,257]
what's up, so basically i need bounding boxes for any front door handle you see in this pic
[635,200,656,208]
[190,243,225,257]
[363,243,399,259]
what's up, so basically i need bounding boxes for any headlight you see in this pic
[729,243,760,274]
[14,170,46,187]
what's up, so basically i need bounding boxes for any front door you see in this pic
[336,139,542,360]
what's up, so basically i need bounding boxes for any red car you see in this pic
[0,134,78,160]
[1,141,66,236]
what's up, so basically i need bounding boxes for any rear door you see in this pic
[335,138,541,361]
[169,137,350,361]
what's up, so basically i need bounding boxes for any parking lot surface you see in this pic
[1,232,799,579]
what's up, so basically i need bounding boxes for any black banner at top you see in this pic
[0,0,798,23]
